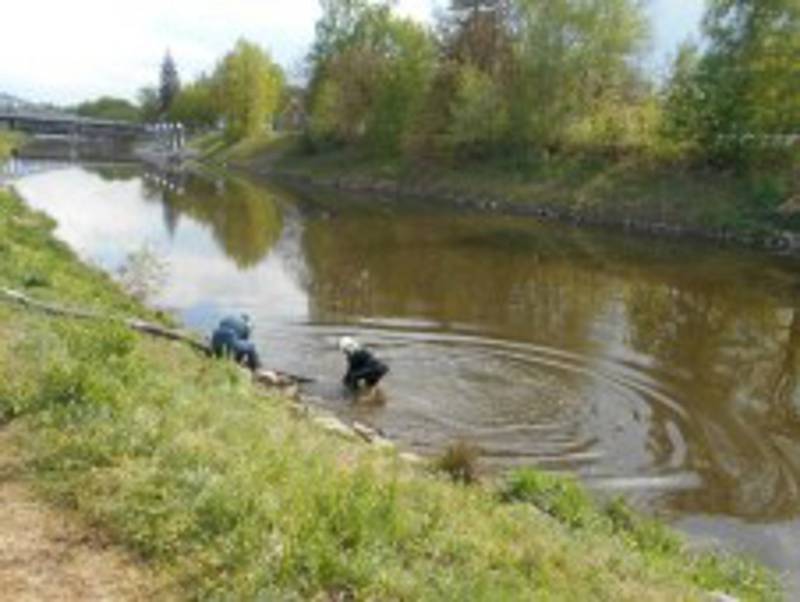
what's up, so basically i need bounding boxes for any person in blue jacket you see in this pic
[211,314,261,371]
[338,336,389,390]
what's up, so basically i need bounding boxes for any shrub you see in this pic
[436,439,480,484]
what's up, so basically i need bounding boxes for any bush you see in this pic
[436,439,480,484]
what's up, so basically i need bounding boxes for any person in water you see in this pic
[211,314,261,371]
[338,336,389,391]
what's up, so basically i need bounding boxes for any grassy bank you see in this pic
[0,186,782,599]
[212,133,798,241]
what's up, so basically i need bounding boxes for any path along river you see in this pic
[9,162,800,594]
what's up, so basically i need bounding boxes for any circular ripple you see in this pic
[265,320,696,493]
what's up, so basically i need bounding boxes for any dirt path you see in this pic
[0,427,159,602]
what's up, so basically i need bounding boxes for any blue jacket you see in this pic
[218,316,251,340]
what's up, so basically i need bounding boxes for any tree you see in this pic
[75,96,141,122]
[441,0,513,76]
[361,14,436,154]
[698,0,799,164]
[447,64,509,156]
[159,51,181,114]
[168,76,220,130]
[662,42,705,153]
[137,86,161,123]
[215,39,284,141]
[663,0,800,166]
[306,1,435,153]
[310,0,371,64]
[509,0,650,152]
[304,0,655,160]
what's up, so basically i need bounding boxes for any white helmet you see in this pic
[338,336,360,354]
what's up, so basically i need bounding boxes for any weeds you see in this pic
[116,243,169,302]
[436,439,481,484]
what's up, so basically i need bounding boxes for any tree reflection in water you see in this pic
[141,170,283,268]
[624,264,800,519]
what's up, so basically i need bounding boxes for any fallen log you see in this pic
[0,287,315,384]
[1,287,212,354]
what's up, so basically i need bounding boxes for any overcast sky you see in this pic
[0,0,706,106]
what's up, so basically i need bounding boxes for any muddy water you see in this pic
[11,164,800,592]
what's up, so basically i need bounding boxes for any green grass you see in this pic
[0,187,783,600]
[190,131,298,171]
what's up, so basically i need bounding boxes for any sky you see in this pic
[0,0,706,106]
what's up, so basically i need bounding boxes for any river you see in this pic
[9,163,800,594]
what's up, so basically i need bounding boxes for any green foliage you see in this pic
[447,65,509,157]
[167,76,220,130]
[74,97,141,122]
[365,17,436,155]
[293,0,799,223]
[307,0,653,159]
[501,468,596,528]
[307,77,344,148]
[137,87,161,123]
[214,39,284,142]
[662,42,705,156]
[511,0,650,152]
[603,497,682,556]
[303,0,796,177]
[499,471,779,600]
[663,0,800,166]
[306,1,436,154]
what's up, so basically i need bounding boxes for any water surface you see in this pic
[12,164,800,593]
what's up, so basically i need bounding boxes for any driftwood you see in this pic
[0,287,315,384]
[0,287,211,354]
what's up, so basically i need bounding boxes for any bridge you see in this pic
[0,100,145,138]
[0,94,187,163]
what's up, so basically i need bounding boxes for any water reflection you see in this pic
[140,171,282,268]
[300,206,800,523]
[627,283,800,519]
[12,165,800,590]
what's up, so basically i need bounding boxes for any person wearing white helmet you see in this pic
[338,336,388,390]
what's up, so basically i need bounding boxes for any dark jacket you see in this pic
[344,348,389,389]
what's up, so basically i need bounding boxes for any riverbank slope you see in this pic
[0,185,782,600]
[209,133,800,251]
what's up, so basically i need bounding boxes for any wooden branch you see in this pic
[1,287,211,354]
[126,318,211,355]
[0,287,316,384]
[0,287,101,320]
